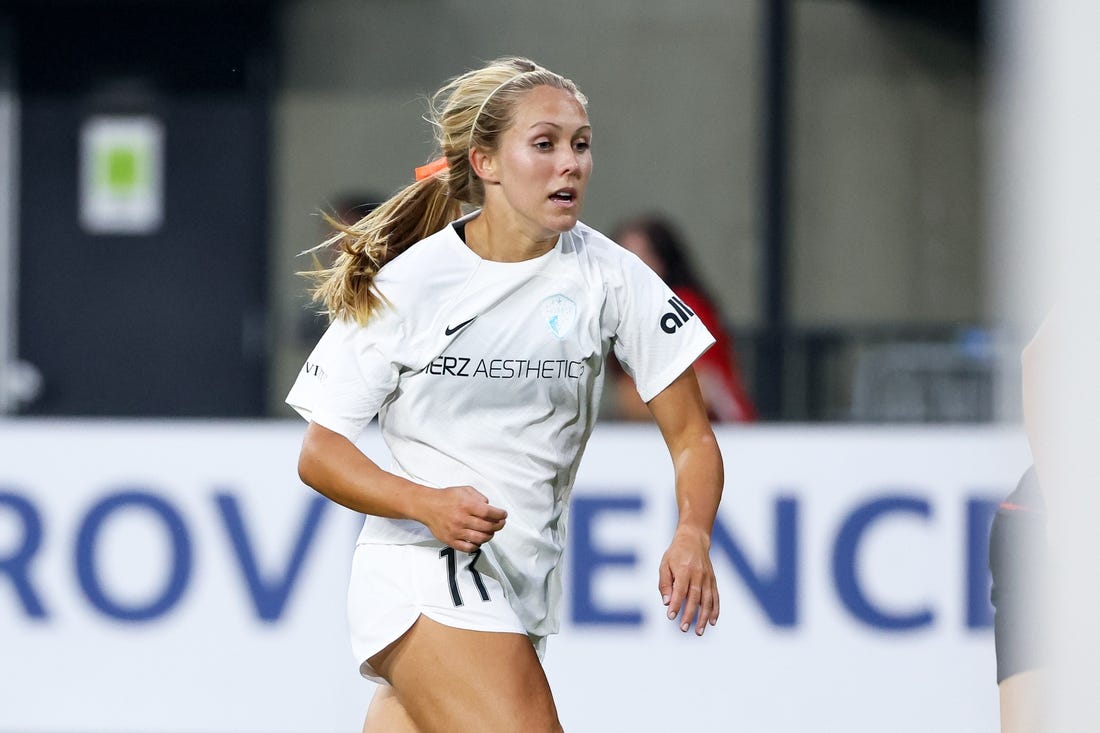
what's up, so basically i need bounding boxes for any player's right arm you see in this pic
[297,421,507,552]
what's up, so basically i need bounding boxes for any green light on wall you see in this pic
[80,116,163,235]
[100,146,145,192]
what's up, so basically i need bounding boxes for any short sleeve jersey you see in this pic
[287,213,715,637]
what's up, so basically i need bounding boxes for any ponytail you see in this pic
[303,172,461,325]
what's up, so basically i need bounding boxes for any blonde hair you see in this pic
[305,56,588,324]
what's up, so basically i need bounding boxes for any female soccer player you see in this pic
[288,57,724,733]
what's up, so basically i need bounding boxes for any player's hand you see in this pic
[421,485,507,553]
[658,525,720,636]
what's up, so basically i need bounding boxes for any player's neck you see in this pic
[465,209,558,263]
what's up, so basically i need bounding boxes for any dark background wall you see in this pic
[12,1,273,416]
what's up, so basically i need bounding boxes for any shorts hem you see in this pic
[356,610,421,685]
[356,611,530,684]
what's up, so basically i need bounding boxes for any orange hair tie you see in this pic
[414,156,449,181]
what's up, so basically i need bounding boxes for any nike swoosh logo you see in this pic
[444,317,477,336]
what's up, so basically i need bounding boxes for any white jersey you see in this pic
[287,213,714,637]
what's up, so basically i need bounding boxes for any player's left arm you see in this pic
[647,366,724,636]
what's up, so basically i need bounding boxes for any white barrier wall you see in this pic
[0,421,1027,732]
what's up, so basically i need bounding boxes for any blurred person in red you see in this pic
[610,214,757,422]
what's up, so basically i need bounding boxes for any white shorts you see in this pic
[347,541,537,684]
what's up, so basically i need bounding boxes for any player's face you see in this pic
[484,85,592,242]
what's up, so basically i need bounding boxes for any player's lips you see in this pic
[548,188,579,208]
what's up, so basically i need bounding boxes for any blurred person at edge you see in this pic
[989,293,1100,733]
[288,57,724,733]
[989,306,1056,733]
[610,214,757,423]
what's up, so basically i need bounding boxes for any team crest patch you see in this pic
[542,294,577,339]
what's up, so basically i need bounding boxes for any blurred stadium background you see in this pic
[0,0,997,423]
[1,0,1095,731]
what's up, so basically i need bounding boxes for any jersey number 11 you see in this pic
[439,546,491,606]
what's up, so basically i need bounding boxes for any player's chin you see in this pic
[545,208,582,232]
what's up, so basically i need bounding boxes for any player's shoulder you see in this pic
[566,221,616,257]
[373,220,474,308]
[375,221,464,282]
[565,221,660,293]
[563,221,645,276]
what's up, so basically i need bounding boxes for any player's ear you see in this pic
[469,147,499,185]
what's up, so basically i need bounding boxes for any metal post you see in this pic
[756,0,791,420]
[0,18,18,414]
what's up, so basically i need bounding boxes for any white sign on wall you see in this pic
[0,421,1027,732]
[79,115,164,235]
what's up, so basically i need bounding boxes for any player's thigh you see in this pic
[362,685,421,733]
[369,615,562,733]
